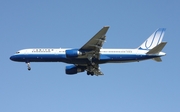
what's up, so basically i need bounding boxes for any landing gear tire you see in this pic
[87,71,94,76]
[28,67,31,71]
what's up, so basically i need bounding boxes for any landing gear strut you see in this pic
[26,62,31,71]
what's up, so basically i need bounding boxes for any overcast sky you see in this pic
[1,0,180,112]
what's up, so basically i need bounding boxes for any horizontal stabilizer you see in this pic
[146,42,167,54]
[153,57,162,62]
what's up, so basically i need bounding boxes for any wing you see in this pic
[78,26,109,76]
[80,26,109,59]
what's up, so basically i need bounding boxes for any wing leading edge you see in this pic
[80,26,109,51]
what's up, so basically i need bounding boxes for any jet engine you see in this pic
[65,65,86,75]
[65,49,82,58]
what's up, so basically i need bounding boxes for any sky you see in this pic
[1,0,180,112]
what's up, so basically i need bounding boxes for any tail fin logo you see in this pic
[138,28,166,50]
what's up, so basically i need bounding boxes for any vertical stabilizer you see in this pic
[138,28,166,50]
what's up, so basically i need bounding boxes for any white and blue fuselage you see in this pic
[10,48,165,64]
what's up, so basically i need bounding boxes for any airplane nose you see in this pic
[10,55,15,61]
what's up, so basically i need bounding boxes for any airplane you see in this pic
[10,26,167,76]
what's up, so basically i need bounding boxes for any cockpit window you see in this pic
[16,52,20,54]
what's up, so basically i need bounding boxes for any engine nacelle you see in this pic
[65,49,82,58]
[65,65,85,75]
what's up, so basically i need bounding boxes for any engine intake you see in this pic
[66,49,82,58]
[65,65,85,75]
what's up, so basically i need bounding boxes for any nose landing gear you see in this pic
[26,62,31,71]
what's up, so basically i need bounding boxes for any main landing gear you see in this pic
[26,62,31,71]
[87,71,94,76]
[86,57,96,76]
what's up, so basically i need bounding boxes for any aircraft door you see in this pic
[136,49,140,62]
[54,49,59,60]
[24,49,28,61]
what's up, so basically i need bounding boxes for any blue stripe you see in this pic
[10,54,159,64]
[145,29,158,49]
[157,28,165,45]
